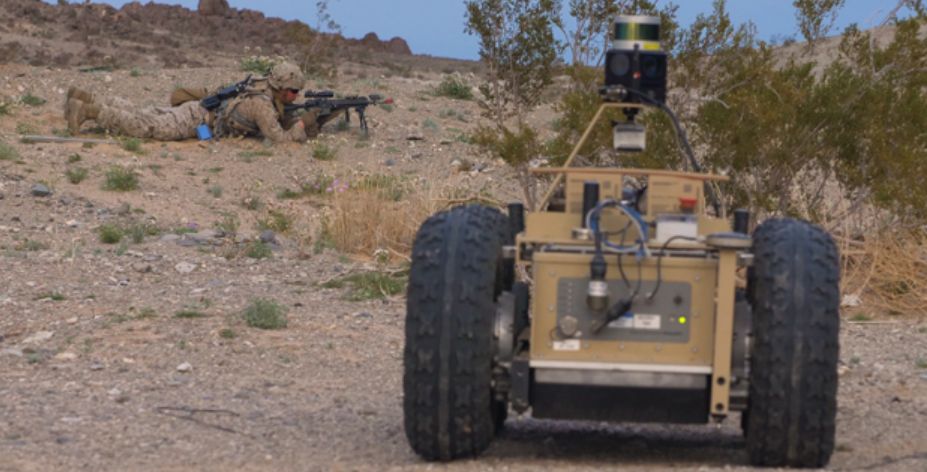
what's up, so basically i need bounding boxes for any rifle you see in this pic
[285,91,385,135]
[200,75,253,111]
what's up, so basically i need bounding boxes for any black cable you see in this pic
[616,223,632,289]
[624,87,722,215]
[648,235,700,301]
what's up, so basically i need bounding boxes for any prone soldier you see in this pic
[65,62,316,143]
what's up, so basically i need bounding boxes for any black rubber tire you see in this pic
[745,218,840,468]
[403,205,505,461]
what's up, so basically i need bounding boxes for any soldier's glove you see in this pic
[301,111,321,137]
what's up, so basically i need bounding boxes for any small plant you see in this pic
[207,185,223,198]
[238,150,272,162]
[121,138,144,155]
[98,224,124,244]
[219,328,237,339]
[916,359,927,369]
[103,166,139,191]
[240,55,277,75]
[20,93,46,107]
[242,195,262,211]
[127,222,159,243]
[245,240,273,259]
[257,210,292,233]
[67,153,82,164]
[321,271,408,301]
[277,188,303,200]
[432,75,473,100]
[137,307,157,319]
[313,143,338,161]
[17,239,49,252]
[379,103,394,113]
[422,118,440,132]
[243,298,288,330]
[313,226,337,254]
[0,101,11,115]
[16,123,37,135]
[216,212,239,235]
[850,313,873,322]
[0,142,18,161]
[175,310,207,319]
[130,67,142,77]
[66,167,88,184]
[34,291,66,301]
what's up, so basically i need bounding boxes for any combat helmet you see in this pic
[268,62,304,90]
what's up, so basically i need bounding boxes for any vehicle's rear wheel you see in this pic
[403,205,506,461]
[745,218,840,468]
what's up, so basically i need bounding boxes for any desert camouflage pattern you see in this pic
[96,81,305,143]
[214,82,307,143]
[96,100,208,141]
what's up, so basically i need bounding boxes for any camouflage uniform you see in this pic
[213,80,307,142]
[67,62,308,143]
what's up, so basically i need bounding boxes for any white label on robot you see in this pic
[552,340,581,351]
[633,314,662,330]
[608,315,634,329]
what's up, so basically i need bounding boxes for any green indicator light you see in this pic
[678,316,688,324]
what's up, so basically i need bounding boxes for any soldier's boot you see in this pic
[64,87,94,114]
[68,87,94,103]
[66,99,100,134]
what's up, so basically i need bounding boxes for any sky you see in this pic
[47,1,916,60]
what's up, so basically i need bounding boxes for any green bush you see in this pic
[20,94,46,107]
[102,166,139,191]
[321,271,407,301]
[240,56,277,75]
[98,224,124,244]
[243,298,288,329]
[245,241,273,259]
[121,138,144,155]
[65,167,88,184]
[0,142,17,161]
[0,102,11,116]
[175,310,207,319]
[433,75,473,100]
[312,143,338,161]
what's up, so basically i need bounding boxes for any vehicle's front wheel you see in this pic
[403,205,506,461]
[745,218,840,468]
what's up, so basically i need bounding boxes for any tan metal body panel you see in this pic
[529,251,718,368]
[710,249,738,416]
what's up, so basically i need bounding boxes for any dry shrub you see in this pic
[324,185,439,262]
[840,230,927,317]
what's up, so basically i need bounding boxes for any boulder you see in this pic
[197,0,230,17]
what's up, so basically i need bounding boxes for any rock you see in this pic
[160,234,180,243]
[174,262,197,274]
[384,158,396,167]
[259,230,277,245]
[176,362,192,373]
[189,230,221,243]
[406,135,424,141]
[841,294,862,308]
[353,311,373,319]
[198,0,231,16]
[22,331,54,344]
[89,363,104,371]
[116,203,131,216]
[132,263,152,274]
[1,348,24,357]
[54,352,78,361]
[31,184,52,197]
[65,219,80,228]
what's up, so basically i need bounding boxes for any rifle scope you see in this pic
[304,90,335,98]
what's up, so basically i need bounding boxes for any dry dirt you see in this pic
[1,4,927,472]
